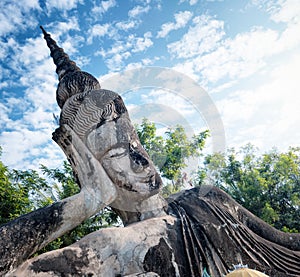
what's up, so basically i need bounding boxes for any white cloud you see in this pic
[101,0,117,11]
[97,32,153,71]
[170,10,300,86]
[91,0,117,17]
[168,2,300,152]
[217,52,300,151]
[179,0,199,5]
[172,61,199,82]
[45,0,82,12]
[272,0,300,23]
[0,103,12,129]
[9,36,58,91]
[128,5,150,18]
[168,15,225,58]
[115,20,138,31]
[0,128,64,170]
[126,88,206,142]
[157,11,193,38]
[252,0,300,24]
[143,89,196,117]
[196,27,279,83]
[106,52,132,71]
[41,18,81,53]
[38,18,82,60]
[0,0,41,36]
[131,32,153,52]
[52,17,80,35]
[98,42,124,58]
[23,108,55,129]
[0,87,61,169]
[99,57,156,74]
[2,0,299,171]
[16,37,49,67]
[87,23,111,44]
[0,30,62,169]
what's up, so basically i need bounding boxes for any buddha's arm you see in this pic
[0,125,117,274]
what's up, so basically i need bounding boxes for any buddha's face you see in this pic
[86,112,162,205]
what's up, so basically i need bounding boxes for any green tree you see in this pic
[198,144,300,232]
[136,119,209,195]
[0,147,50,225]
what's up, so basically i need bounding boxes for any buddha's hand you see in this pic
[52,124,117,208]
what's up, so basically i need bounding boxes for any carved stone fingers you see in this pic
[53,124,117,213]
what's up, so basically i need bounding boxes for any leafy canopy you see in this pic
[136,118,209,194]
[198,144,300,232]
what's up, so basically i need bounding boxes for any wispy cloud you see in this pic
[45,0,83,12]
[0,0,41,37]
[168,15,225,58]
[1,0,299,171]
[115,20,139,31]
[87,23,112,44]
[157,11,193,38]
[131,32,153,52]
[251,0,300,24]
[169,4,300,88]
[91,0,117,18]
[96,32,153,71]
[124,58,154,71]
[128,5,150,18]
[179,0,198,5]
[0,26,61,170]
[218,51,300,150]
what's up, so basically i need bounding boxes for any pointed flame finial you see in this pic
[40,25,48,37]
[40,25,81,80]
[41,25,101,109]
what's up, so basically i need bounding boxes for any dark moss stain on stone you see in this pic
[0,201,66,274]
[30,248,90,276]
[129,143,149,168]
[143,237,177,277]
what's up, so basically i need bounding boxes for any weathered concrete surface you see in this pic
[0,202,65,274]
[7,186,300,277]
[166,186,300,276]
[8,215,176,277]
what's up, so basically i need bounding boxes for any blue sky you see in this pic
[0,0,300,171]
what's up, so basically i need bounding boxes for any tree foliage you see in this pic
[0,147,50,225]
[198,144,300,232]
[136,118,209,195]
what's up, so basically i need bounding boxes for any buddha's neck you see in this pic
[112,193,168,226]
